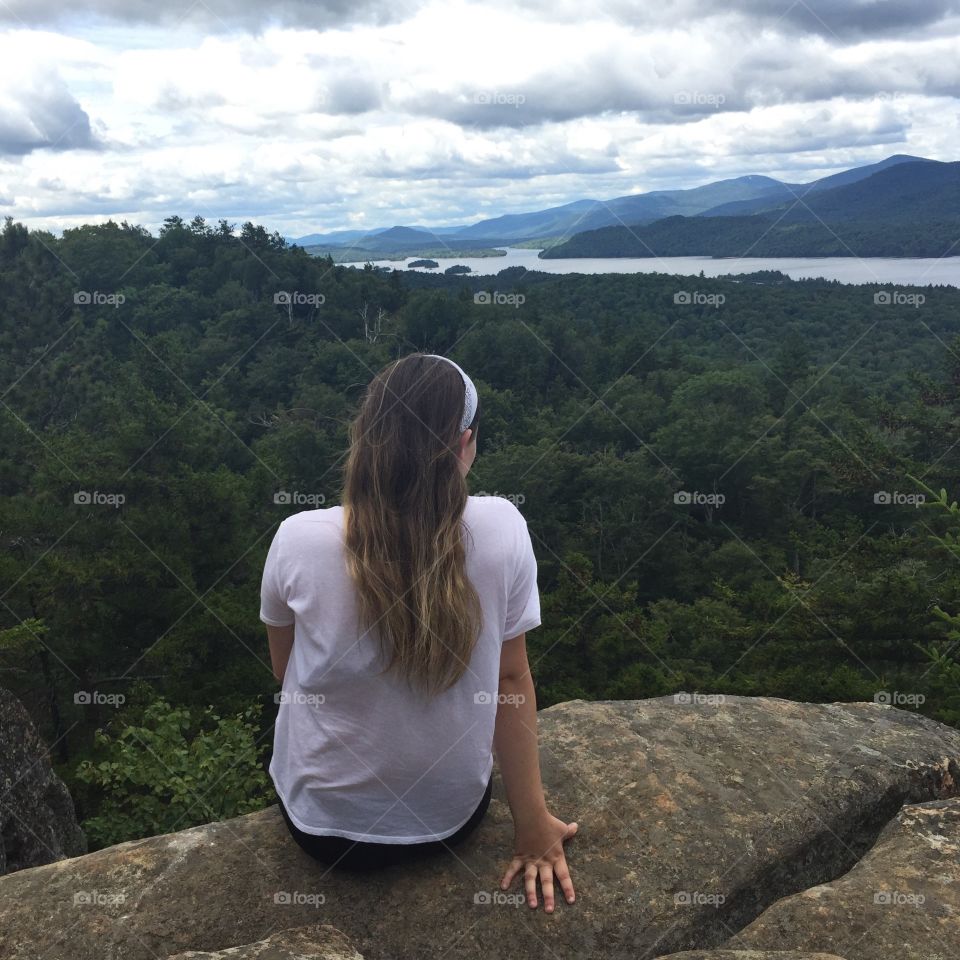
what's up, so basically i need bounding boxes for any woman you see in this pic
[260,352,577,912]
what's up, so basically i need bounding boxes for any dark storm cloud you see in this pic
[0,0,417,30]
[730,0,960,38]
[583,0,960,38]
[0,80,100,156]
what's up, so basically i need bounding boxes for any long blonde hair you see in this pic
[342,353,483,698]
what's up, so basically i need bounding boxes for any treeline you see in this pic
[3,214,960,845]
[541,214,960,258]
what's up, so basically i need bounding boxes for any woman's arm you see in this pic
[493,632,578,913]
[266,623,294,683]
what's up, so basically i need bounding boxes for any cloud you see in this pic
[0,0,417,31]
[496,0,960,39]
[0,71,100,155]
[4,0,959,39]
[0,0,957,235]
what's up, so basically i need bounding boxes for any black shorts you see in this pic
[277,775,493,871]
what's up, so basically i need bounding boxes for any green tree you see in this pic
[74,698,273,848]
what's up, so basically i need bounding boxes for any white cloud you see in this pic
[0,0,957,236]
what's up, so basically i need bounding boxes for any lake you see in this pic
[349,246,960,287]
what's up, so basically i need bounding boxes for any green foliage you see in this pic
[0,618,48,656]
[904,474,960,725]
[542,215,960,259]
[74,699,272,848]
[3,213,960,850]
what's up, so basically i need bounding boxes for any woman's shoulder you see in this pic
[278,504,345,539]
[465,493,527,527]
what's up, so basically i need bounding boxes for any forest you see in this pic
[3,213,960,848]
[541,214,960,258]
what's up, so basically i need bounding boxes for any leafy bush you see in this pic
[75,698,272,848]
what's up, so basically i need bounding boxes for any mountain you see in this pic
[451,176,790,242]
[291,155,945,252]
[763,158,956,223]
[289,224,467,246]
[289,229,373,246]
[354,226,450,251]
[542,160,960,259]
[698,154,931,217]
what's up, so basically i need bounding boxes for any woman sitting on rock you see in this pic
[260,352,577,912]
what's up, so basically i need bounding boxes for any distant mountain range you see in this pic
[289,155,959,260]
[542,159,960,259]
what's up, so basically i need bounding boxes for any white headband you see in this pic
[424,354,478,434]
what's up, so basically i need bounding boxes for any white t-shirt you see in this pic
[259,494,542,843]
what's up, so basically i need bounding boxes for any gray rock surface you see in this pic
[1,695,959,960]
[0,687,86,875]
[165,923,363,959]
[655,953,845,959]
[724,797,960,960]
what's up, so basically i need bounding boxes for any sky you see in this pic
[1,0,958,239]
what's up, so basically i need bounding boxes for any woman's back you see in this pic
[261,494,541,843]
